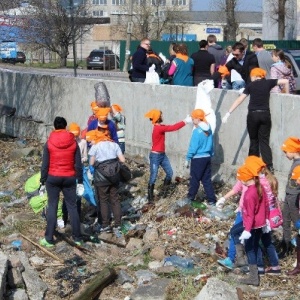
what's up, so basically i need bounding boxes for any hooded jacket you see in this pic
[270,62,296,93]
[208,44,225,66]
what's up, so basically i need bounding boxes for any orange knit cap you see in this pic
[111,104,123,112]
[291,165,300,180]
[191,109,207,122]
[90,101,99,112]
[96,107,111,122]
[145,109,161,124]
[244,155,266,176]
[281,137,300,153]
[250,68,267,78]
[236,165,255,182]
[86,130,111,144]
[218,65,230,77]
[69,122,80,136]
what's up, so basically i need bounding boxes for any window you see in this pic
[93,10,104,16]
[152,0,166,5]
[92,0,107,4]
[112,0,126,4]
[172,0,186,5]
[134,0,145,4]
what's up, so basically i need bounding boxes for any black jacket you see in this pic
[132,46,149,79]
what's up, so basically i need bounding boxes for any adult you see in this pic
[222,68,289,172]
[252,38,274,79]
[191,39,215,86]
[168,43,194,87]
[131,38,151,83]
[39,117,83,247]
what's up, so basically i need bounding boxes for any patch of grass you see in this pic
[24,60,86,69]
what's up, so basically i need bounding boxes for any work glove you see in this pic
[184,160,190,169]
[39,184,46,195]
[239,230,251,245]
[149,64,156,72]
[183,115,193,124]
[238,88,245,95]
[89,165,95,175]
[222,112,231,124]
[76,184,84,197]
[216,197,226,209]
[262,219,271,234]
[57,219,65,229]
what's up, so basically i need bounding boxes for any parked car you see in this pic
[283,50,300,93]
[86,49,119,70]
[15,51,26,64]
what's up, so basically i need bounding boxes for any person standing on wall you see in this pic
[131,38,151,83]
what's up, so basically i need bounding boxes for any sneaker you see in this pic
[39,238,54,248]
[93,223,102,234]
[101,226,112,233]
[258,267,265,276]
[265,267,281,275]
[207,202,216,206]
[218,257,234,270]
[74,240,83,246]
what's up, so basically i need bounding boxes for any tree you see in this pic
[21,0,92,67]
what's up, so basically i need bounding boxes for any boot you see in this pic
[287,247,300,276]
[239,264,259,286]
[161,179,171,198]
[235,244,248,267]
[278,240,293,259]
[147,184,154,203]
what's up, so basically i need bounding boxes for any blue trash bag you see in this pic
[82,167,97,207]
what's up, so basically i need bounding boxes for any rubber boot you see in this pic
[278,240,293,259]
[161,179,171,198]
[287,247,300,276]
[235,244,248,267]
[239,264,259,286]
[147,184,154,203]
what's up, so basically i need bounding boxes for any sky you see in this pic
[192,0,262,11]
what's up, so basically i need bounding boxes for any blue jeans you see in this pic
[228,211,243,262]
[230,221,244,245]
[188,157,216,203]
[245,228,263,265]
[149,152,173,185]
[118,142,125,154]
[257,232,279,267]
[225,80,245,90]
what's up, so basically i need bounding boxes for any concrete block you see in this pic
[0,251,8,299]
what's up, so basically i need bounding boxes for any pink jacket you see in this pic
[232,180,247,211]
[259,174,277,208]
[242,184,269,232]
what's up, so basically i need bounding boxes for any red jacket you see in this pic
[151,121,185,152]
[48,130,77,177]
[242,184,269,232]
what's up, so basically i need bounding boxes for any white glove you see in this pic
[149,64,156,72]
[39,184,46,196]
[216,197,226,209]
[184,160,190,168]
[239,230,251,244]
[222,112,231,124]
[183,115,192,124]
[76,184,84,196]
[238,88,245,95]
[57,219,65,229]
[262,219,271,234]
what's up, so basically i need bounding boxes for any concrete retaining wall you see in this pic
[0,69,299,198]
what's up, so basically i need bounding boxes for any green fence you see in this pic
[119,40,300,71]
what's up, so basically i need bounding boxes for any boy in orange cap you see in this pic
[111,104,126,154]
[145,109,192,202]
[69,123,87,163]
[87,101,99,126]
[222,67,290,173]
[278,137,300,259]
[184,109,216,205]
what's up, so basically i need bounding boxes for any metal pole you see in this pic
[70,0,77,77]
[123,0,133,72]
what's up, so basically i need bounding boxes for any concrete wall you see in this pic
[0,69,299,198]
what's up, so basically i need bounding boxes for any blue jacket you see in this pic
[87,119,119,143]
[186,123,213,160]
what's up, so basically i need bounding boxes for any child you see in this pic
[286,165,300,275]
[144,109,191,203]
[279,137,300,258]
[235,164,269,286]
[87,101,99,126]
[184,109,216,205]
[111,104,126,154]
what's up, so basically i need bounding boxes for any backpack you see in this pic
[94,158,120,184]
[283,73,296,93]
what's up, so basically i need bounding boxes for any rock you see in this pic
[10,148,37,160]
[17,252,47,300]
[7,268,24,289]
[0,251,8,299]
[7,289,29,300]
[149,246,165,261]
[117,270,134,285]
[4,213,34,227]
[143,229,159,243]
[126,238,143,250]
[29,256,45,266]
[8,256,23,269]
[155,266,176,274]
[130,278,171,300]
[128,256,144,267]
[8,170,27,183]
[135,270,158,285]
[194,277,239,300]
[148,261,163,270]
[122,282,134,290]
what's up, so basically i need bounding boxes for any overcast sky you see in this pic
[192,0,262,11]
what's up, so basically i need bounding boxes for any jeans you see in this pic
[247,110,272,168]
[225,80,245,90]
[149,152,173,185]
[257,232,279,267]
[230,221,244,245]
[245,228,263,265]
[118,142,125,154]
[45,175,81,243]
[228,211,243,262]
[188,157,216,203]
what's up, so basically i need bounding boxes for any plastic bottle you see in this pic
[189,240,210,254]
[164,255,194,269]
[204,206,229,220]
[191,201,207,210]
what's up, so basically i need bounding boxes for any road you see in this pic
[0,63,131,82]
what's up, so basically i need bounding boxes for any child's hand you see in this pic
[184,160,190,168]
[239,230,251,244]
